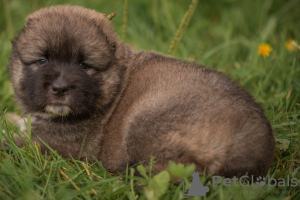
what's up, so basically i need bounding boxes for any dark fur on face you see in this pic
[7,5,275,178]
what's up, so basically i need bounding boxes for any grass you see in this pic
[0,0,300,199]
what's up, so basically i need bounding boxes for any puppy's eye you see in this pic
[36,59,47,65]
[80,63,90,69]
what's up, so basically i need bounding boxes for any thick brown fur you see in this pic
[7,5,275,177]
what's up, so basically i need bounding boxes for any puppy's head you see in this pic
[9,5,128,119]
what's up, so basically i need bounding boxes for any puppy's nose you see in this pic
[50,79,69,96]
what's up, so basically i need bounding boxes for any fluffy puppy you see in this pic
[7,5,275,177]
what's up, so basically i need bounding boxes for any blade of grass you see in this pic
[168,0,198,55]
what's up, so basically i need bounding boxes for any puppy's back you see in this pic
[102,51,275,177]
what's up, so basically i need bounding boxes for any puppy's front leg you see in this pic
[1,114,43,149]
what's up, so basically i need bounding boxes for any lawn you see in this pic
[0,0,299,199]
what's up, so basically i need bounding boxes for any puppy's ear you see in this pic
[25,17,34,27]
[24,6,50,28]
[95,16,130,64]
[25,13,40,28]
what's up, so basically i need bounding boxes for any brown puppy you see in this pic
[7,5,275,177]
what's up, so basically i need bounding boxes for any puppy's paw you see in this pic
[1,113,32,148]
[18,118,27,133]
[5,113,22,125]
[17,116,37,133]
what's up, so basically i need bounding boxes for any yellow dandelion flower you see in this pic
[285,39,298,52]
[258,43,272,57]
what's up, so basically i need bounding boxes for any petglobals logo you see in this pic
[180,171,210,197]
[180,172,298,198]
[212,175,298,187]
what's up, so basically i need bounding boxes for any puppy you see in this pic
[7,5,275,177]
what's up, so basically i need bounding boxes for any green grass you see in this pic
[1,0,300,199]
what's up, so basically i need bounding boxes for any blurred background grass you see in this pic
[0,0,300,199]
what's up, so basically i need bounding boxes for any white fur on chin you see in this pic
[45,105,71,116]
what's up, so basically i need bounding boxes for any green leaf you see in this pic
[276,138,290,152]
[144,171,170,200]
[137,164,149,180]
[167,161,195,178]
